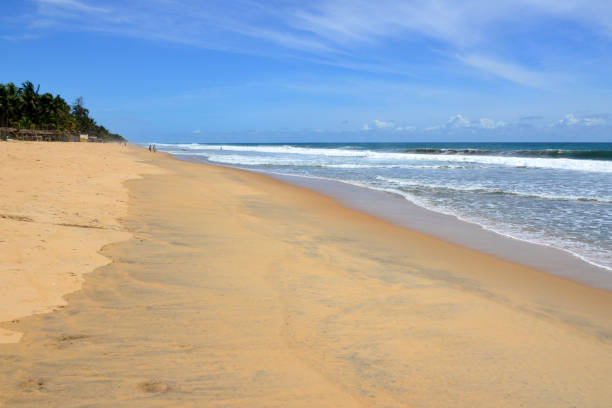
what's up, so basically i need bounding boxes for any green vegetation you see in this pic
[0,81,125,141]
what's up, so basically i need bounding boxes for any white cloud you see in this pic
[458,54,554,88]
[479,118,505,129]
[192,129,201,134]
[559,113,579,126]
[19,0,611,83]
[446,114,471,128]
[373,119,394,128]
[0,33,39,41]
[38,0,109,14]
[558,113,607,127]
[425,114,506,131]
[362,120,416,131]
[395,126,416,132]
[583,117,606,126]
[291,0,612,48]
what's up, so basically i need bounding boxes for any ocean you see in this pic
[155,142,612,272]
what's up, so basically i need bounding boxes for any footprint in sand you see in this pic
[57,334,89,342]
[19,378,45,392]
[172,344,195,351]
[51,334,90,349]
[138,380,170,393]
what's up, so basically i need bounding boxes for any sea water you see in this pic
[155,142,612,272]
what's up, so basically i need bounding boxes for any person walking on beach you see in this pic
[153,145,157,153]
[148,144,152,152]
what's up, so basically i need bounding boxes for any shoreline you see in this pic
[268,171,612,289]
[176,154,612,290]
[2,144,611,406]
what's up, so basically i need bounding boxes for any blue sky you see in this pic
[1,0,612,142]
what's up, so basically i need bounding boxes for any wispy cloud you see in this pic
[363,119,416,131]
[558,113,607,127]
[447,114,471,128]
[479,118,506,129]
[0,33,39,41]
[373,119,394,128]
[458,54,556,89]
[9,0,611,88]
[559,113,579,126]
[290,0,488,48]
[37,0,109,15]
[519,115,544,121]
[426,114,506,131]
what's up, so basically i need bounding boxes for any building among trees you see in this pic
[0,81,125,142]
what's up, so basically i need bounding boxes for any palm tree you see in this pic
[39,93,54,129]
[6,83,20,127]
[20,81,40,129]
[0,84,6,139]
[72,97,95,133]
[15,117,33,130]
[51,95,75,135]
[51,95,61,130]
[0,83,21,138]
[1,81,125,141]
[0,84,6,126]
[0,84,7,133]
[0,83,19,127]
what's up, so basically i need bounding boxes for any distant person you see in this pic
[148,144,152,152]
[153,145,157,153]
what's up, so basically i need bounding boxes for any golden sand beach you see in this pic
[1,142,611,407]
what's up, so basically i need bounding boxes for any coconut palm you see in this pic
[51,95,74,131]
[20,81,40,128]
[0,81,125,141]
[15,117,33,130]
[38,93,55,129]
[0,82,20,127]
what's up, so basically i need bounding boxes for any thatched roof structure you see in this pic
[0,127,80,142]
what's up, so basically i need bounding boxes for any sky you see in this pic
[1,0,612,142]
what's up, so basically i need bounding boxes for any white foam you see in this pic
[156,144,612,272]
[159,144,612,173]
[206,154,312,166]
[347,182,612,272]
[375,176,612,203]
[204,155,468,169]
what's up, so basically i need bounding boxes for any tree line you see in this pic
[0,81,125,141]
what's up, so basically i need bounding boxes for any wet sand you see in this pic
[267,171,612,289]
[1,144,611,407]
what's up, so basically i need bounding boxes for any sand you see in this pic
[0,142,611,407]
[0,142,160,343]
